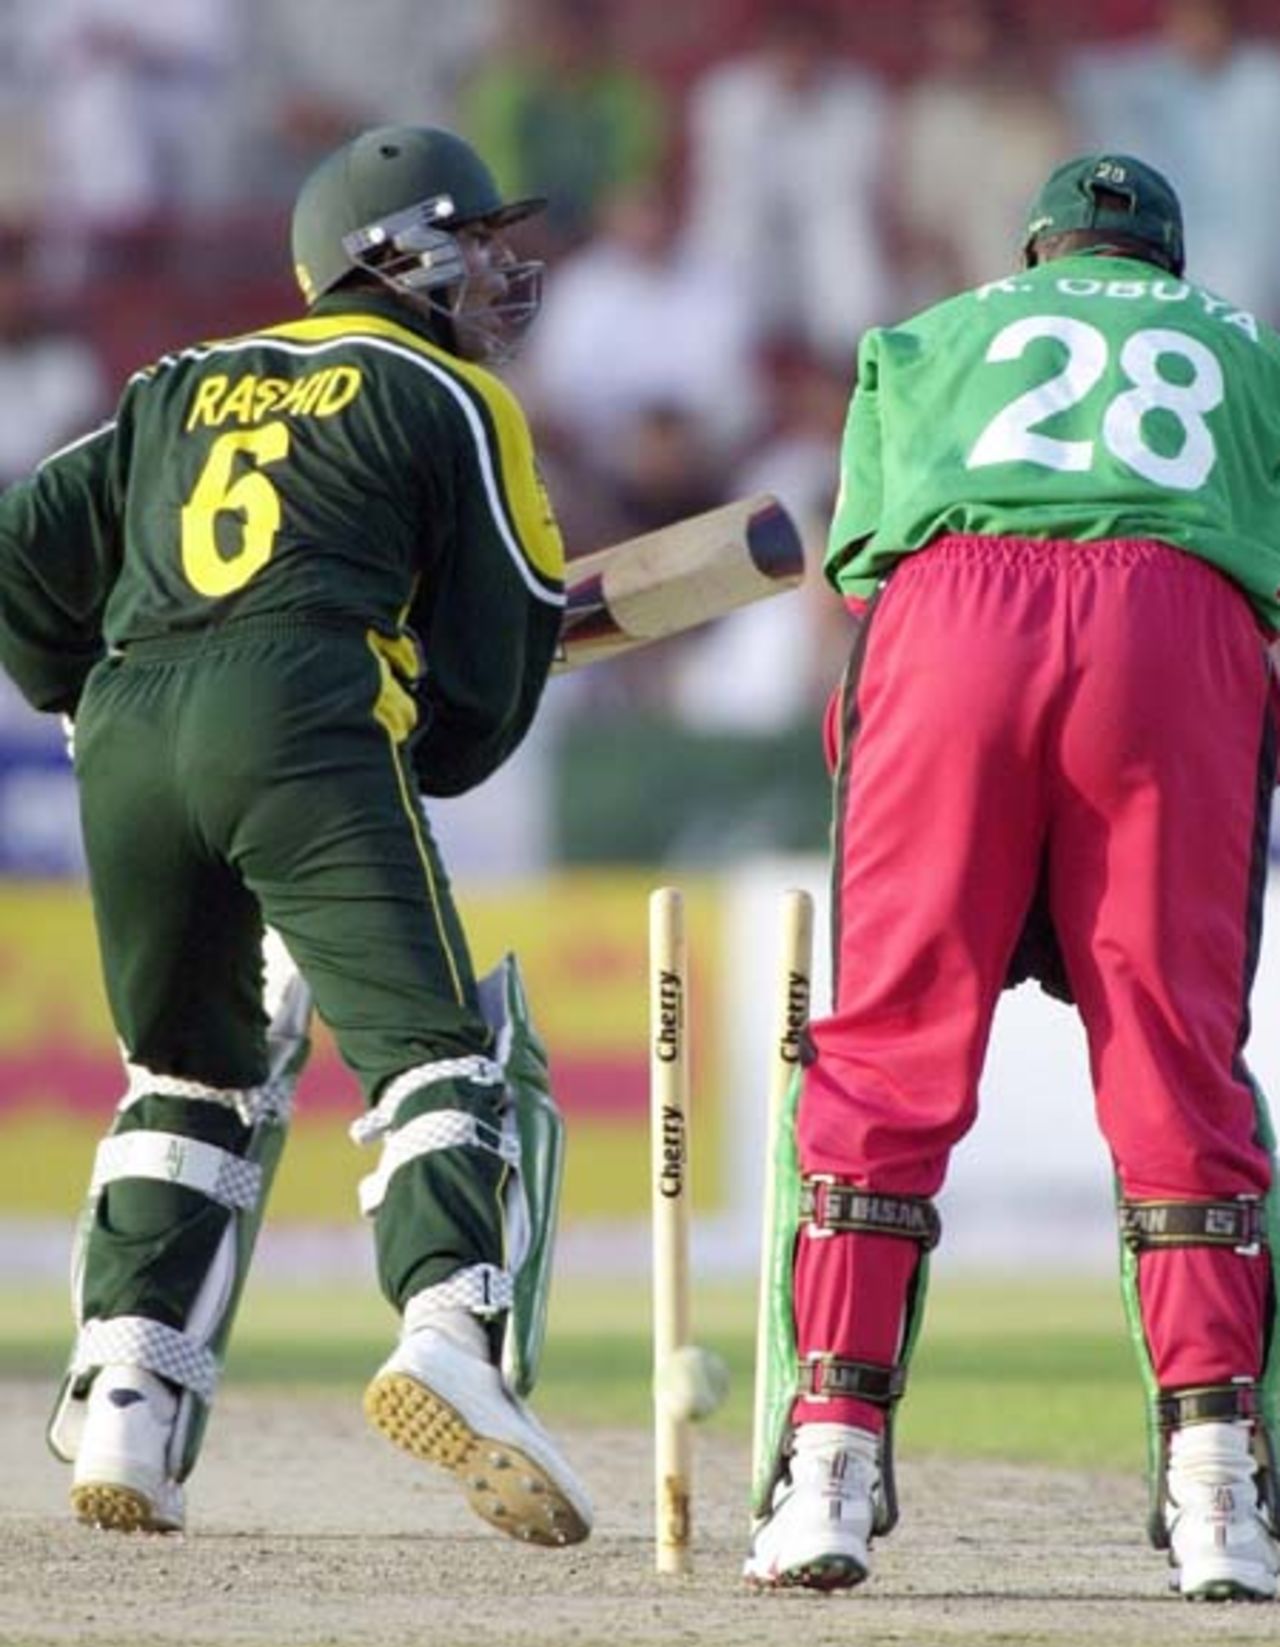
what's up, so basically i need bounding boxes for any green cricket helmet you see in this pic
[291,124,547,362]
[1022,153,1185,276]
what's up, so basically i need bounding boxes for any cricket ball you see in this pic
[656,1344,731,1422]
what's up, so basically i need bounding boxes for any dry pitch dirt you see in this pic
[2,1380,1278,1647]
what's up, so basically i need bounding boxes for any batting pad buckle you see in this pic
[1156,1381,1258,1433]
[1119,1196,1265,1257]
[402,1263,515,1329]
[801,1352,907,1406]
[800,1177,941,1250]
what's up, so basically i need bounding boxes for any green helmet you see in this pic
[291,124,545,320]
[1022,153,1185,276]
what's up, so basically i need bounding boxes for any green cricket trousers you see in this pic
[71,613,507,1327]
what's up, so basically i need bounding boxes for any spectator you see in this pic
[667,354,851,733]
[606,401,727,540]
[892,0,1072,305]
[0,3,45,230]
[30,0,245,286]
[460,0,666,255]
[236,0,502,207]
[1065,0,1280,323]
[0,260,107,485]
[547,400,729,718]
[518,180,764,475]
[682,5,892,364]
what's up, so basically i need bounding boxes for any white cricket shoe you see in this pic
[363,1311,592,1547]
[743,1422,879,1591]
[70,1364,185,1534]
[1166,1421,1279,1601]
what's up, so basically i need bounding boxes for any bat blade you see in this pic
[553,494,805,673]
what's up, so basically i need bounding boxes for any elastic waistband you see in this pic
[920,533,1191,568]
[118,611,361,663]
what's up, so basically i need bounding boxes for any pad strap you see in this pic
[122,1062,294,1127]
[355,1109,519,1216]
[1157,1381,1258,1432]
[1119,1197,1265,1255]
[801,1352,907,1406]
[73,1315,218,1402]
[91,1131,262,1212]
[402,1263,514,1328]
[801,1177,941,1250]
[352,1056,505,1146]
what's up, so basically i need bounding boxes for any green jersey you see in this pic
[0,290,565,794]
[828,254,1280,626]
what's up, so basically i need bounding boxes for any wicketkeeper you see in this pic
[0,124,590,1545]
[747,153,1280,1600]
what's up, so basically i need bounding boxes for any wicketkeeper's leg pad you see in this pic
[752,1064,939,1538]
[47,934,312,1481]
[1118,1171,1280,1548]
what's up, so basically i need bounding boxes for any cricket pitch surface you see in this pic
[3,1379,1278,1647]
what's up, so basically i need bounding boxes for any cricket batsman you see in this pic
[0,125,590,1546]
[747,154,1280,1600]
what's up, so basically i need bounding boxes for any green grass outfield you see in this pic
[0,1273,1148,1474]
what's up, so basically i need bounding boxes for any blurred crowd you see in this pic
[1,0,1280,872]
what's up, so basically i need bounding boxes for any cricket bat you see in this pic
[553,494,805,674]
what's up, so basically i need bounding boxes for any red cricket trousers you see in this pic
[794,534,1275,1431]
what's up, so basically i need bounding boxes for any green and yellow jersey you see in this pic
[0,290,564,794]
[829,255,1280,626]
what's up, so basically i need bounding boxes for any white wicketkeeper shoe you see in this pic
[363,1311,592,1547]
[70,1364,185,1534]
[1166,1421,1279,1601]
[743,1422,879,1591]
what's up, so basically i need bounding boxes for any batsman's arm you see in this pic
[0,423,122,714]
